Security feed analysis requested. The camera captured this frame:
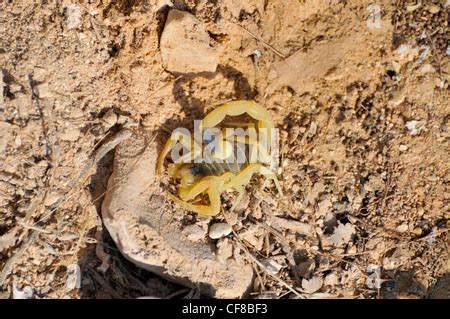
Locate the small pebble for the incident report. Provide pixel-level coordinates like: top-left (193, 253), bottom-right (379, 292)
top-left (405, 120), bottom-right (425, 136)
top-left (427, 5), bottom-right (440, 14)
top-left (347, 245), bottom-right (357, 254)
top-left (308, 122), bottom-right (318, 136)
top-left (9, 83), bottom-right (22, 94)
top-left (395, 44), bottom-right (411, 55)
top-left (102, 109), bottom-right (118, 127)
top-left (44, 192), bottom-right (60, 207)
top-left (390, 90), bottom-right (405, 106)
top-left (396, 223), bottom-right (409, 233)
top-left (209, 222), bottom-right (232, 239)
top-left (420, 63), bottom-right (436, 74)
top-left (253, 50), bottom-right (262, 58)
top-left (399, 144), bottom-right (408, 152)
top-left (324, 273), bottom-right (339, 286)
top-left (406, 3), bottom-right (421, 12)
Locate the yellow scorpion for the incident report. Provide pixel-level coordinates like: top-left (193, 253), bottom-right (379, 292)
top-left (156, 100), bottom-right (283, 216)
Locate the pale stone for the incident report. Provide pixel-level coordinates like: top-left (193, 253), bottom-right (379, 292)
top-left (102, 131), bottom-right (253, 298)
top-left (396, 223), bottom-right (409, 233)
top-left (66, 264), bottom-right (81, 290)
top-left (399, 144), bottom-right (408, 152)
top-left (160, 10), bottom-right (218, 74)
top-left (209, 222), bottom-right (232, 239)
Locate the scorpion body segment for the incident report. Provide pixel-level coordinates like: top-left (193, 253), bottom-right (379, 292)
top-left (157, 100), bottom-right (283, 216)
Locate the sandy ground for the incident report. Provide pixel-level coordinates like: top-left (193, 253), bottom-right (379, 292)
top-left (0, 0), bottom-right (448, 299)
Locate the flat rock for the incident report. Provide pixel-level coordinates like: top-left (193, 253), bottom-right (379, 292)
top-left (268, 21), bottom-right (392, 94)
top-left (101, 130), bottom-right (253, 298)
top-left (160, 9), bottom-right (218, 74)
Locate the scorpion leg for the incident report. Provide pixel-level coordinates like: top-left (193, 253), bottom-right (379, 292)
top-left (172, 173), bottom-right (234, 216)
top-left (225, 163), bottom-right (283, 197)
top-left (166, 192), bottom-right (221, 216)
top-left (179, 173), bottom-right (233, 200)
top-left (257, 165), bottom-right (283, 196)
top-left (230, 185), bottom-right (246, 212)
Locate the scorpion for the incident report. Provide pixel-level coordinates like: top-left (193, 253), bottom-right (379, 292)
top-left (156, 100), bottom-right (283, 216)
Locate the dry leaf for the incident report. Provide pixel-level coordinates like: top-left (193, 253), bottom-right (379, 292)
top-left (0, 227), bottom-right (19, 253)
top-left (261, 258), bottom-right (283, 275)
top-left (324, 272), bottom-right (339, 286)
top-left (239, 225), bottom-right (264, 250)
top-left (269, 216), bottom-right (313, 236)
top-left (307, 182), bottom-right (325, 205)
top-left (12, 284), bottom-right (34, 299)
top-left (316, 198), bottom-right (332, 218)
top-left (383, 248), bottom-right (411, 270)
top-left (329, 223), bottom-right (356, 246)
top-left (66, 264), bottom-right (81, 290)
top-left (301, 276), bottom-right (323, 294)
